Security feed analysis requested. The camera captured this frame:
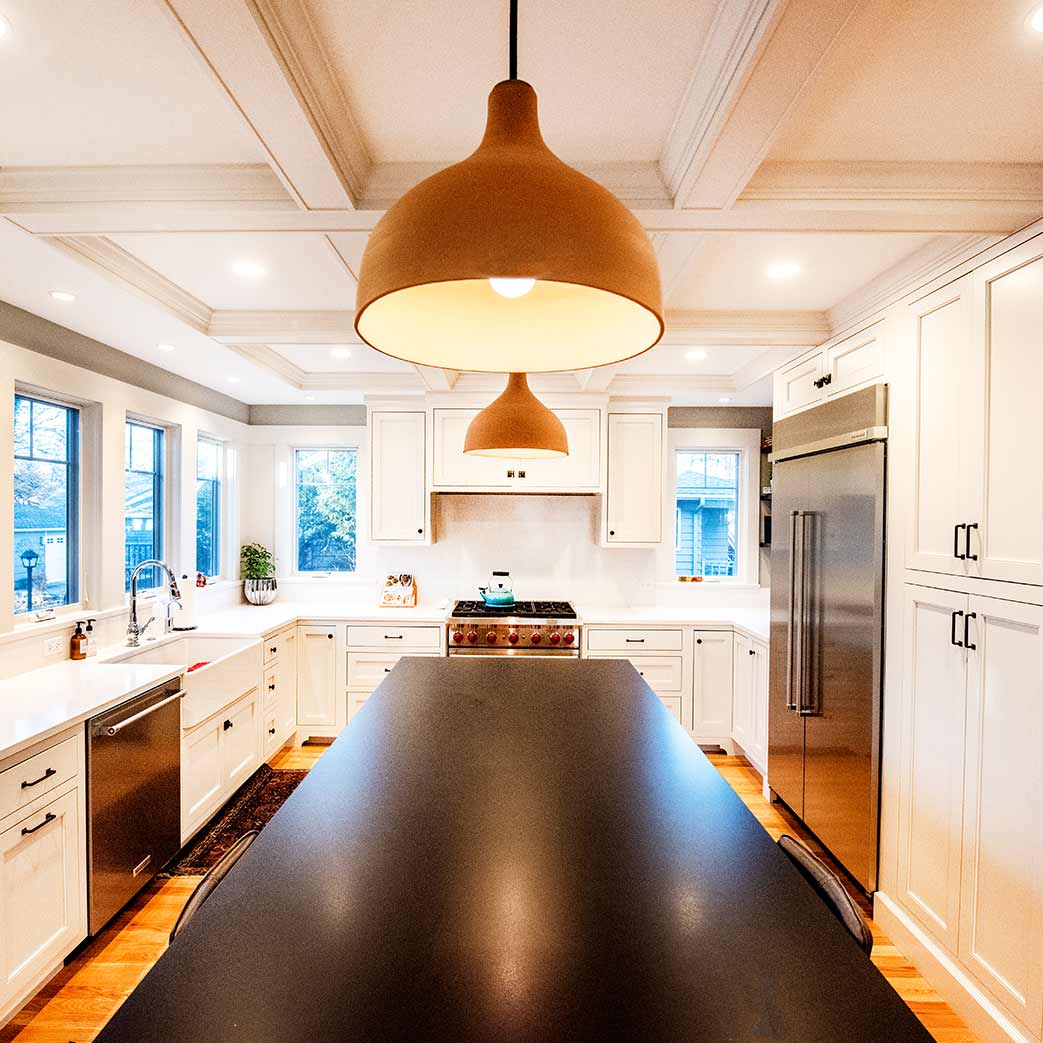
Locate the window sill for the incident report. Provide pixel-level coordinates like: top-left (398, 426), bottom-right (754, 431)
top-left (2, 603), bottom-right (126, 646)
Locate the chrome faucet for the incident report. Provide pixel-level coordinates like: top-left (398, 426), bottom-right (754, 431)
top-left (128, 560), bottom-right (181, 647)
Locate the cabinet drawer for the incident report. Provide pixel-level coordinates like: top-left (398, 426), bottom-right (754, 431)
top-left (588, 654), bottom-right (682, 693)
top-left (346, 625), bottom-right (442, 651)
top-left (0, 735), bottom-right (80, 823)
top-left (585, 628), bottom-right (683, 653)
top-left (657, 695), bottom-right (683, 723)
top-left (348, 652), bottom-right (440, 692)
top-left (263, 665), bottom-right (279, 709)
top-left (263, 712), bottom-right (279, 758)
top-left (262, 636), bottom-right (281, 665)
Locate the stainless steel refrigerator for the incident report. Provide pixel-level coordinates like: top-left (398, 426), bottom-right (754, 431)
top-left (768, 384), bottom-right (887, 893)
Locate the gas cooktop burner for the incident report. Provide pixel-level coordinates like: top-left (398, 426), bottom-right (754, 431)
top-left (451, 600), bottom-right (577, 620)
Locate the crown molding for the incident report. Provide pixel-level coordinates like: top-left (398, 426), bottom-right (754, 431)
top-left (208, 309), bottom-right (359, 343)
top-left (228, 343), bottom-right (424, 393)
top-left (662, 309), bottom-right (829, 346)
top-left (48, 235), bottom-right (213, 333)
top-left (414, 366), bottom-right (459, 392)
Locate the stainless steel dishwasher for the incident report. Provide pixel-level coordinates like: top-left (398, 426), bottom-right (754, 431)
top-left (86, 677), bottom-right (183, 934)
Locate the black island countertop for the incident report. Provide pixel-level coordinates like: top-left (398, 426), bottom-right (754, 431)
top-left (96, 658), bottom-right (932, 1042)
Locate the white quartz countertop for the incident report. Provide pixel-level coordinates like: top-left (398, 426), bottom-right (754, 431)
top-left (0, 660), bottom-right (183, 763)
top-left (574, 605), bottom-right (770, 643)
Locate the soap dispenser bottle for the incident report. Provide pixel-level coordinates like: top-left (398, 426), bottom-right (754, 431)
top-left (70, 621), bottom-right (87, 661)
top-left (85, 618), bottom-right (98, 657)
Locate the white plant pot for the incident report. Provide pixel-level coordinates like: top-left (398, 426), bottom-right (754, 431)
top-left (244, 578), bottom-right (278, 605)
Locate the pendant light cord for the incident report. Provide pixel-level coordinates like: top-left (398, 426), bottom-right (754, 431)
top-left (509, 0), bottom-right (518, 79)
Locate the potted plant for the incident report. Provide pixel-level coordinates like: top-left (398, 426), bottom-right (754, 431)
top-left (240, 543), bottom-right (277, 605)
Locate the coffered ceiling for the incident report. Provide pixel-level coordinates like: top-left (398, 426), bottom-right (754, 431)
top-left (1, 0), bottom-right (1041, 406)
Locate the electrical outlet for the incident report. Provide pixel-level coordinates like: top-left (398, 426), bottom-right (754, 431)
top-left (43, 635), bottom-right (65, 658)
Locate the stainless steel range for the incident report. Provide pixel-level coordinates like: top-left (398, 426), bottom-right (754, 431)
top-left (448, 600), bottom-right (581, 656)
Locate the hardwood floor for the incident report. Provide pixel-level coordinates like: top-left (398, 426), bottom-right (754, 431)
top-left (3, 744), bottom-right (978, 1043)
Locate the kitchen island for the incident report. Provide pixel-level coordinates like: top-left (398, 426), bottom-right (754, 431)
top-left (95, 658), bottom-right (929, 1042)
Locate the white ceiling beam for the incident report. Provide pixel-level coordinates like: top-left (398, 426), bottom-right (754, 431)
top-left (160, 0), bottom-right (370, 209)
top-left (650, 232), bottom-right (709, 303)
top-left (414, 366), bottom-right (459, 392)
top-left (576, 366), bottom-right (619, 393)
top-left (208, 309), bottom-right (359, 343)
top-left (228, 344), bottom-right (425, 393)
top-left (664, 0), bottom-right (862, 210)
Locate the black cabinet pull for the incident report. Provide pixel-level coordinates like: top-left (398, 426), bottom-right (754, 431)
top-left (625, 638), bottom-right (645, 643)
top-left (417, 528), bottom-right (424, 534)
top-left (951, 610), bottom-right (965, 647)
top-left (964, 611), bottom-right (977, 651)
top-left (327, 633), bottom-right (333, 639)
top-left (518, 470), bottom-right (526, 478)
top-left (21, 812), bottom-right (56, 836)
top-left (223, 719), bottom-right (233, 731)
top-left (696, 638), bottom-right (703, 645)
top-left (269, 647), bottom-right (277, 654)
top-left (21, 767), bottom-right (57, 789)
top-left (384, 667), bottom-right (392, 673)
top-left (507, 469), bottom-right (515, 478)
top-left (268, 683), bottom-right (276, 691)
top-left (965, 522), bottom-right (979, 562)
top-left (953, 523), bottom-right (967, 560)
top-left (384, 634), bottom-right (404, 640)
top-left (268, 727), bottom-right (276, 736)
top-left (822, 373), bottom-right (832, 387)
top-left (609, 530), bottom-right (615, 536)
top-left (749, 648), bottom-right (756, 656)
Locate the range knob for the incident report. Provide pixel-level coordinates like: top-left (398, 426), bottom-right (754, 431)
top-left (452, 631), bottom-right (464, 644)
top-left (467, 631), bottom-right (478, 644)
top-left (508, 631), bottom-right (519, 644)
top-left (549, 632), bottom-right (561, 645)
top-left (563, 632), bottom-right (575, 645)
top-left (530, 631), bottom-right (542, 644)
top-left (486, 631), bottom-right (497, 644)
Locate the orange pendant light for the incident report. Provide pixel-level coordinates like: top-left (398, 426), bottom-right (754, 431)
top-left (464, 373), bottom-right (568, 458)
top-left (354, 3), bottom-right (663, 374)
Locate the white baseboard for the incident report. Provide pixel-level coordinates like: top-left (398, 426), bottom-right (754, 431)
top-left (874, 891), bottom-right (1038, 1043)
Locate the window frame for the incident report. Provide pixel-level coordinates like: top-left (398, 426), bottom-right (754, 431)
top-left (13, 391), bottom-right (81, 617)
top-left (662, 427), bottom-right (761, 587)
top-left (292, 445), bottom-right (359, 577)
top-left (195, 435), bottom-right (224, 581)
top-left (124, 419), bottom-right (166, 593)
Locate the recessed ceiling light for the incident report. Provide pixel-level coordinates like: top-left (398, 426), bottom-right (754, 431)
top-left (49, 290), bottom-right (76, 302)
top-left (157, 343), bottom-right (176, 352)
top-left (686, 349), bottom-right (708, 361)
top-left (227, 376), bottom-right (240, 384)
top-left (1028, 5), bottom-right (1043, 31)
top-left (0, 13), bottom-right (11, 37)
top-left (231, 259), bottom-right (266, 279)
top-left (718, 397), bottom-right (732, 403)
top-left (766, 260), bottom-right (801, 281)
top-left (329, 347), bottom-right (352, 359)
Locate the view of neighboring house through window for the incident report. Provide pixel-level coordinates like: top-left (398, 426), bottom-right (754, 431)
top-left (125, 421), bottom-right (164, 591)
top-left (675, 450), bottom-right (740, 578)
top-left (196, 438), bottom-right (222, 578)
top-left (295, 448), bottom-right (357, 573)
top-left (13, 394), bottom-right (79, 614)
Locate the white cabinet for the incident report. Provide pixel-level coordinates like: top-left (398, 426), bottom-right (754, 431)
top-left (692, 630), bottom-right (734, 743)
top-left (731, 635), bottom-right (768, 774)
top-left (346, 651), bottom-right (442, 721)
top-left (774, 352), bottom-right (825, 418)
top-left (604, 412), bottom-right (663, 545)
top-left (222, 695), bottom-right (259, 792)
top-left (369, 410), bottom-right (429, 543)
top-left (277, 627), bottom-right (298, 742)
top-left (297, 625), bottom-right (339, 729)
top-left (431, 407), bottom-right (601, 492)
top-left (0, 785), bottom-right (84, 1020)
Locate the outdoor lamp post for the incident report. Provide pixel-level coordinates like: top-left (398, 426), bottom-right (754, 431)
top-left (20, 548), bottom-right (39, 612)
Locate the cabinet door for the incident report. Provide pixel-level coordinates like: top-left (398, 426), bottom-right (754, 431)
top-left (182, 716), bottom-right (223, 840)
top-left (221, 694), bottom-right (259, 793)
top-left (731, 634), bottom-right (753, 749)
top-left (896, 585), bottom-right (969, 953)
top-left (959, 597), bottom-right (1043, 1033)
top-left (297, 626), bottom-right (338, 728)
top-left (748, 639), bottom-right (770, 774)
top-left (517, 410), bottom-right (601, 490)
top-left (906, 279), bottom-right (979, 576)
top-left (692, 630), bottom-right (734, 738)
top-left (826, 323), bottom-right (884, 398)
top-left (605, 413), bottom-right (663, 544)
top-left (370, 411), bottom-right (428, 542)
top-left (431, 409), bottom-right (513, 489)
top-left (775, 351), bottom-right (824, 417)
top-left (278, 629), bottom-right (298, 742)
top-left (0, 788), bottom-right (83, 1009)
top-left (973, 243), bottom-right (1043, 585)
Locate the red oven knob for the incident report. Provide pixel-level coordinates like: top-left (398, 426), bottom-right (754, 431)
top-left (563, 632), bottom-right (575, 645)
top-left (508, 631), bottom-right (519, 644)
top-left (530, 631), bottom-right (541, 644)
top-left (549, 632), bottom-right (561, 645)
top-left (486, 631), bottom-right (497, 644)
top-left (453, 631), bottom-right (464, 643)
top-left (467, 631), bottom-right (478, 644)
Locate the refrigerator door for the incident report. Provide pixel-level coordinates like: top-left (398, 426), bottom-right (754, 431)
top-left (800, 441), bottom-right (885, 892)
top-left (768, 457), bottom-right (812, 816)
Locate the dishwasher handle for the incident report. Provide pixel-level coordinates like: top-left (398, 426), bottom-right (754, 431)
top-left (102, 690), bottom-right (184, 737)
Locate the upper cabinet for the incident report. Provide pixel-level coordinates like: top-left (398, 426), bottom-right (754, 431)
top-left (431, 407), bottom-right (601, 492)
top-left (905, 235), bottom-right (1043, 586)
top-left (369, 410), bottom-right (429, 544)
top-left (603, 412), bottom-right (663, 545)
top-left (773, 322), bottom-right (885, 420)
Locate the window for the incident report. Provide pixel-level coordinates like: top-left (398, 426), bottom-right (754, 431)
top-left (14, 394), bottom-right (79, 614)
top-left (125, 421), bottom-right (164, 591)
top-left (295, 448), bottom-right (357, 573)
top-left (674, 450), bottom-right (741, 579)
top-left (196, 438), bottom-right (222, 578)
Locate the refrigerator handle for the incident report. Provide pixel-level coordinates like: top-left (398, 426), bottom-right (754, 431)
top-left (798, 511), bottom-right (816, 717)
top-left (785, 510), bottom-right (801, 711)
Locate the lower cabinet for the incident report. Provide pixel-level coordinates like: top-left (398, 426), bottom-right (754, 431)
top-left (347, 651), bottom-right (442, 720)
top-left (896, 584), bottom-right (1043, 1036)
top-left (181, 689), bottom-right (260, 843)
top-left (731, 634), bottom-right (768, 775)
top-left (692, 631), bottom-right (734, 745)
top-left (0, 784), bottom-right (84, 1021)
top-left (584, 651), bottom-right (685, 725)
top-left (297, 626), bottom-right (339, 730)
top-left (262, 626), bottom-right (298, 758)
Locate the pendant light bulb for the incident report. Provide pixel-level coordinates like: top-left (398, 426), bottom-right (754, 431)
top-left (489, 277), bottom-right (536, 299)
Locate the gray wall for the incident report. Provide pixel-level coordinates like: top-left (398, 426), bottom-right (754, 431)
top-left (248, 404), bottom-right (367, 426)
top-left (668, 406), bottom-right (773, 437)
